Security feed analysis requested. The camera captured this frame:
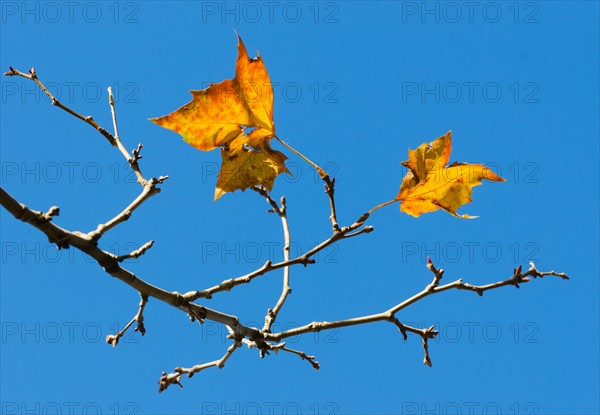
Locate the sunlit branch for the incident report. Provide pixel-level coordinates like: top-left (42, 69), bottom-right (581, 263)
top-left (0, 186), bottom-right (261, 342)
top-left (4, 67), bottom-right (169, 241)
top-left (264, 259), bottom-right (569, 366)
top-left (2, 64), bottom-right (570, 393)
top-left (182, 215), bottom-right (373, 301)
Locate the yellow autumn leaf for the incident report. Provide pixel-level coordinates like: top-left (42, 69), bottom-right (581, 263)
top-left (397, 131), bottom-right (505, 218)
top-left (215, 145), bottom-right (289, 201)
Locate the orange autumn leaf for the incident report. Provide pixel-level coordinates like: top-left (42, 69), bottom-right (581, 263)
top-left (150, 34), bottom-right (286, 199)
top-left (215, 145), bottom-right (289, 201)
top-left (396, 131), bottom-right (505, 218)
top-left (150, 34), bottom-right (275, 151)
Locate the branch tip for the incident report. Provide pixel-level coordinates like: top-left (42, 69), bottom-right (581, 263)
top-left (116, 240), bottom-right (155, 262)
top-left (105, 293), bottom-right (148, 346)
top-left (158, 371), bottom-right (183, 393)
top-left (45, 206), bottom-right (60, 218)
top-left (355, 212), bottom-right (370, 224)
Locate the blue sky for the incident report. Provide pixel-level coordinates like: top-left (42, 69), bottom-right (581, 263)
top-left (1, 1), bottom-right (598, 414)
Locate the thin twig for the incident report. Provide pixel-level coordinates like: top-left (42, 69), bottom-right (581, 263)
top-left (432, 262), bottom-right (569, 297)
top-left (88, 176), bottom-right (169, 240)
top-left (252, 185), bottom-right (280, 212)
top-left (116, 240), bottom-right (155, 262)
top-left (182, 205), bottom-right (373, 302)
top-left (324, 176), bottom-right (340, 232)
top-left (387, 261), bottom-right (568, 315)
top-left (426, 256), bottom-right (444, 290)
top-left (107, 86), bottom-right (146, 186)
top-left (268, 342), bottom-right (320, 370)
top-left (4, 68), bottom-right (147, 185)
top-left (264, 259), bottom-right (570, 366)
top-left (251, 187), bottom-right (293, 332)
top-left (85, 87), bottom-right (167, 240)
top-left (265, 202), bottom-right (292, 318)
top-left (106, 294), bottom-right (149, 346)
top-left (158, 341), bottom-right (241, 392)
top-left (390, 318), bottom-right (438, 366)
top-left (4, 67), bottom-right (116, 145)
top-left (4, 67), bottom-right (167, 240)
top-left (182, 213), bottom-right (372, 301)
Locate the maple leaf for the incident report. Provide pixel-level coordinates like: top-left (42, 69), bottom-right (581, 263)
top-left (396, 131), bottom-right (505, 218)
top-left (150, 34), bottom-right (286, 199)
top-left (215, 144), bottom-right (289, 201)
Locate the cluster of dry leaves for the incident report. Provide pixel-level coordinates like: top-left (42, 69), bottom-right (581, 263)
top-left (151, 35), bottom-right (504, 216)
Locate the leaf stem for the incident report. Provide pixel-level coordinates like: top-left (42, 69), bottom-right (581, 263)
top-left (367, 199), bottom-right (399, 215)
top-left (274, 136), bottom-right (328, 179)
top-left (274, 136), bottom-right (341, 230)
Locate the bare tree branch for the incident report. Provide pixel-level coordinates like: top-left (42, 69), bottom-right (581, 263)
top-left (4, 67), bottom-right (169, 242)
top-left (0, 186), bottom-right (260, 341)
top-left (264, 259), bottom-right (569, 366)
top-left (1, 65), bottom-right (570, 393)
top-left (0, 176), bottom-right (569, 388)
top-left (182, 211), bottom-right (374, 302)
